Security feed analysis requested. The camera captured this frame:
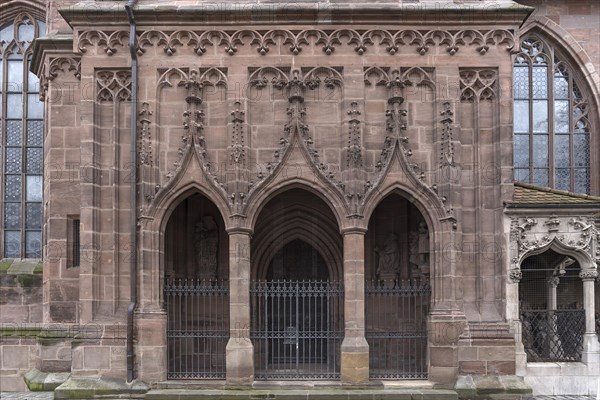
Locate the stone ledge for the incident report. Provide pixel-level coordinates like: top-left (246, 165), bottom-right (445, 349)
top-left (145, 388), bottom-right (459, 400)
top-left (24, 368), bottom-right (71, 392)
top-left (455, 375), bottom-right (532, 399)
top-left (53, 377), bottom-right (149, 399)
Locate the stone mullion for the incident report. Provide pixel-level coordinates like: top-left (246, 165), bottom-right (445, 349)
top-left (226, 229), bottom-right (254, 385)
top-left (340, 229), bottom-right (369, 384)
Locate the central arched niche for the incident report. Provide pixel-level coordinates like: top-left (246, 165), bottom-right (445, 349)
top-left (266, 239), bottom-right (329, 281)
top-left (252, 188), bottom-right (342, 282)
top-left (164, 193), bottom-right (229, 280)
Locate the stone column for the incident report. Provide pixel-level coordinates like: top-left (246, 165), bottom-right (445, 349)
top-left (340, 229), bottom-right (369, 383)
top-left (508, 268), bottom-right (527, 375)
top-left (225, 229), bottom-right (254, 385)
top-left (580, 269), bottom-right (600, 370)
top-left (547, 276), bottom-right (558, 310)
top-left (546, 276), bottom-right (560, 359)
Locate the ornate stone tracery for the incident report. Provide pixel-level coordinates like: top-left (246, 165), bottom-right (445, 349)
top-left (96, 70), bottom-right (132, 102)
top-left (459, 69), bottom-right (498, 102)
top-left (245, 66), bottom-right (345, 200)
top-left (509, 215), bottom-right (599, 273)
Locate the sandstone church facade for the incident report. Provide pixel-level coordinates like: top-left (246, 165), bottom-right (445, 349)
top-left (1, 0), bottom-right (600, 397)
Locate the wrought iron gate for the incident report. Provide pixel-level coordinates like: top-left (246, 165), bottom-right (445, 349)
top-left (250, 280), bottom-right (344, 380)
top-left (366, 279), bottom-right (430, 379)
top-left (164, 279), bottom-right (229, 379)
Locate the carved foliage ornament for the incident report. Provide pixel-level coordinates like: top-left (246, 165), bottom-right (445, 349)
top-left (153, 67), bottom-right (228, 203)
top-left (138, 102), bottom-right (153, 167)
top-left (246, 66), bottom-right (345, 198)
top-left (509, 215), bottom-right (599, 272)
top-left (78, 28), bottom-right (516, 57)
top-left (440, 102), bottom-right (455, 167)
top-left (362, 67), bottom-right (452, 223)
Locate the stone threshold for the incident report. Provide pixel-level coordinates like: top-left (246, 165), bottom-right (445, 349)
top-left (153, 380), bottom-right (435, 390)
top-left (145, 388), bottom-right (459, 400)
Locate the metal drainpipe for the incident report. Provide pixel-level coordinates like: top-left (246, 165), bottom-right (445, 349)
top-left (125, 0), bottom-right (138, 384)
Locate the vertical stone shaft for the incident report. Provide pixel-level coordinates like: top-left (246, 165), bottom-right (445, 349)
top-left (226, 229), bottom-right (254, 384)
top-left (340, 229), bottom-right (369, 383)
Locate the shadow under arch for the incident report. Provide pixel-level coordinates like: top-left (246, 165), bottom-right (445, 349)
top-left (251, 188), bottom-right (343, 282)
top-left (517, 237), bottom-right (596, 270)
top-left (153, 182), bottom-right (231, 235)
top-left (362, 182), bottom-right (445, 237)
top-left (245, 178), bottom-right (347, 233)
top-left (162, 191), bottom-right (229, 281)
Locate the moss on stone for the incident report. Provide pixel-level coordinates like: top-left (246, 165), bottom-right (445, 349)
top-left (17, 273), bottom-right (42, 287)
top-left (0, 259), bottom-right (13, 274)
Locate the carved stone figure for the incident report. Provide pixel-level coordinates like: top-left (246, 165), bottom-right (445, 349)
top-left (195, 215), bottom-right (219, 281)
top-left (375, 234), bottom-right (400, 281)
top-left (417, 222), bottom-right (430, 277)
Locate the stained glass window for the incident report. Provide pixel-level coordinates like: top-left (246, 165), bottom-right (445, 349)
top-left (513, 36), bottom-right (591, 194)
top-left (1, 13), bottom-right (45, 258)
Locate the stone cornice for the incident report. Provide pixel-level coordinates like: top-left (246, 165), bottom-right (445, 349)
top-left (30, 34), bottom-right (75, 77)
top-left (59, 2), bottom-right (532, 28)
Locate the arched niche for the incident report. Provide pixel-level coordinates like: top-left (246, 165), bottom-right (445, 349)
top-left (164, 193), bottom-right (229, 281)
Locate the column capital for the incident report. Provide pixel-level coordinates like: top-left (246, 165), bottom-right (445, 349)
top-left (580, 269), bottom-right (598, 281)
top-left (226, 227), bottom-right (253, 236)
top-left (341, 226), bottom-right (367, 235)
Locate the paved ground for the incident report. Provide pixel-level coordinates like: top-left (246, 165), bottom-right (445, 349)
top-left (0, 393), bottom-right (598, 399)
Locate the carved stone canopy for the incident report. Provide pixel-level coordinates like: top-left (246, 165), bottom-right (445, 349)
top-left (509, 214), bottom-right (599, 277)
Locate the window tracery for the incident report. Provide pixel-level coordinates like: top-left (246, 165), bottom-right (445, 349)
top-left (1, 13), bottom-right (45, 258)
top-left (513, 35), bottom-right (591, 194)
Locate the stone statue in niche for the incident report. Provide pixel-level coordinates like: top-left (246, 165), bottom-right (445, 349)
top-left (408, 222), bottom-right (431, 280)
top-left (195, 215), bottom-right (219, 281)
top-left (375, 233), bottom-right (400, 283)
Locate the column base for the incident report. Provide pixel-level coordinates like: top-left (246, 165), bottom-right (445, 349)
top-left (340, 336), bottom-right (369, 384)
top-left (582, 333), bottom-right (600, 373)
top-left (226, 338), bottom-right (254, 385)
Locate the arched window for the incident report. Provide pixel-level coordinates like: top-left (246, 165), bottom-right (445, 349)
top-left (513, 35), bottom-right (591, 194)
top-left (0, 13), bottom-right (45, 258)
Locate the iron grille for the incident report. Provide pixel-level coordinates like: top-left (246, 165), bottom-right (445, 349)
top-left (366, 279), bottom-right (430, 379)
top-left (521, 309), bottom-right (584, 362)
top-left (250, 280), bottom-right (344, 380)
top-left (164, 279), bottom-right (229, 379)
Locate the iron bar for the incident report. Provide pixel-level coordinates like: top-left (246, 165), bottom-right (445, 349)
top-left (366, 279), bottom-right (430, 379)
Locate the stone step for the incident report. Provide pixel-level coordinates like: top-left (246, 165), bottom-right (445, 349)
top-left (145, 388), bottom-right (459, 400)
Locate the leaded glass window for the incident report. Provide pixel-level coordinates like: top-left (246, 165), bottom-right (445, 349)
top-left (513, 36), bottom-right (591, 194)
top-left (1, 13), bottom-right (45, 258)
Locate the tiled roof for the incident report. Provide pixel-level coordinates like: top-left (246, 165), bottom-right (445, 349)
top-left (512, 182), bottom-right (600, 205)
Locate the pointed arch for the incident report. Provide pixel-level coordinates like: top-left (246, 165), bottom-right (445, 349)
top-left (152, 180), bottom-right (231, 234)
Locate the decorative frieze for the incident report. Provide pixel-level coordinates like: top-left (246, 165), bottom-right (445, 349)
top-left (78, 28), bottom-right (516, 58)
